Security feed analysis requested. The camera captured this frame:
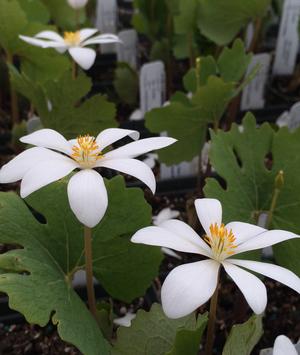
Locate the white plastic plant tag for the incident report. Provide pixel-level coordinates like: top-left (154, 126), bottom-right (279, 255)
top-left (241, 53), bottom-right (271, 110)
top-left (140, 61), bottom-right (166, 115)
top-left (273, 0), bottom-right (300, 76)
top-left (95, 0), bottom-right (117, 54)
top-left (287, 102), bottom-right (300, 130)
top-left (160, 157), bottom-right (199, 180)
top-left (258, 212), bottom-right (273, 258)
top-left (117, 29), bottom-right (138, 69)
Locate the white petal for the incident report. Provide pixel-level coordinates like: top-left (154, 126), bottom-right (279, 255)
top-left (79, 28), bottom-right (99, 42)
top-left (161, 260), bottom-right (220, 319)
top-left (20, 157), bottom-right (78, 198)
top-left (273, 335), bottom-right (297, 355)
top-left (161, 247), bottom-right (182, 260)
top-left (68, 47), bottom-right (96, 70)
top-left (67, 169), bottom-right (108, 228)
top-left (67, 0), bottom-right (88, 9)
top-left (195, 198), bottom-right (222, 236)
top-left (96, 128), bottom-right (139, 151)
top-left (103, 137), bottom-right (177, 160)
top-left (19, 35), bottom-right (65, 49)
top-left (113, 313), bottom-right (136, 327)
top-left (235, 230), bottom-right (299, 255)
top-left (82, 34), bottom-right (121, 46)
top-left (20, 129), bottom-right (72, 155)
top-left (225, 221), bottom-right (266, 245)
top-left (0, 147), bottom-right (62, 183)
top-left (96, 158), bottom-right (156, 193)
top-left (152, 208), bottom-right (180, 225)
top-left (228, 259), bottom-right (300, 293)
top-left (222, 261), bottom-right (267, 314)
top-left (131, 225), bottom-right (209, 256)
top-left (35, 31), bottom-right (64, 42)
top-left (159, 219), bottom-right (213, 257)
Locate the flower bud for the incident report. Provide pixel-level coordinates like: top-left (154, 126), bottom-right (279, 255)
top-left (67, 0), bottom-right (88, 9)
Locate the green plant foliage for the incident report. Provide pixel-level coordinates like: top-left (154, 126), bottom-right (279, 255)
top-left (114, 63), bottom-right (139, 106)
top-left (17, 0), bottom-right (50, 24)
top-left (132, 0), bottom-right (168, 41)
top-left (204, 114), bottom-right (300, 274)
top-left (198, 0), bottom-right (271, 45)
top-left (222, 315), bottom-right (263, 355)
top-left (0, 192), bottom-right (109, 355)
top-left (0, 176), bottom-right (162, 351)
top-left (146, 39), bottom-right (256, 165)
top-left (113, 304), bottom-right (208, 355)
top-left (41, 0), bottom-right (86, 30)
top-left (10, 67), bottom-right (117, 139)
top-left (0, 0), bottom-right (27, 53)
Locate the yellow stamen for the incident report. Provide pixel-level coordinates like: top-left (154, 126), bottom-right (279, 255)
top-left (204, 223), bottom-right (237, 261)
top-left (64, 31), bottom-right (81, 46)
top-left (71, 135), bottom-right (102, 168)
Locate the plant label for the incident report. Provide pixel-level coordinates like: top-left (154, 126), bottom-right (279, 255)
top-left (273, 0), bottom-right (300, 76)
top-left (241, 53), bottom-right (271, 110)
top-left (117, 29), bottom-right (138, 69)
top-left (288, 102), bottom-right (300, 130)
top-left (160, 157), bottom-right (199, 179)
top-left (95, 0), bottom-right (117, 53)
top-left (140, 61), bottom-right (166, 115)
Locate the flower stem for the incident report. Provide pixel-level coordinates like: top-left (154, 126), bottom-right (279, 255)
top-left (84, 226), bottom-right (97, 319)
top-left (266, 170), bottom-right (284, 229)
top-left (205, 281), bottom-right (220, 355)
top-left (248, 17), bottom-right (262, 53)
top-left (72, 60), bottom-right (78, 80)
top-left (6, 51), bottom-right (19, 124)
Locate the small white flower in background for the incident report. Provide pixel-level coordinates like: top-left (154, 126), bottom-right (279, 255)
top-left (129, 109), bottom-right (143, 121)
top-left (113, 312), bottom-right (136, 327)
top-left (143, 153), bottom-right (158, 169)
top-left (19, 29), bottom-right (120, 70)
top-left (260, 335), bottom-right (300, 355)
top-left (67, 0), bottom-right (88, 9)
top-left (0, 128), bottom-right (176, 228)
top-left (153, 208), bottom-right (180, 226)
top-left (132, 198), bottom-right (300, 319)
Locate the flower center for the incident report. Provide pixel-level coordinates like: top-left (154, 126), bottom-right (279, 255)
top-left (204, 223), bottom-right (237, 261)
top-left (71, 135), bottom-right (102, 168)
top-left (64, 31), bottom-right (81, 46)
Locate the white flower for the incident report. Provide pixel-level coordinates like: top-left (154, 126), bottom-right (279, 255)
top-left (67, 0), bottom-right (88, 9)
top-left (153, 208), bottom-right (180, 226)
top-left (131, 198), bottom-right (300, 319)
top-left (143, 153), bottom-right (158, 169)
top-left (113, 312), bottom-right (136, 327)
top-left (0, 128), bottom-right (176, 228)
top-left (260, 335), bottom-right (299, 355)
top-left (19, 29), bottom-right (120, 70)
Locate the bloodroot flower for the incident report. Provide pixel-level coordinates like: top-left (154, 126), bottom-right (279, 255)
top-left (0, 128), bottom-right (176, 228)
top-left (131, 198), bottom-right (300, 319)
top-left (19, 29), bottom-right (120, 70)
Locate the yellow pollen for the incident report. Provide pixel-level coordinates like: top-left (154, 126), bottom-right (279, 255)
top-left (204, 223), bottom-right (237, 261)
top-left (64, 31), bottom-right (81, 46)
top-left (71, 135), bottom-right (102, 168)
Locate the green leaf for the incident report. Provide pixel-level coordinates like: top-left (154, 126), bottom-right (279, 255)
top-left (222, 315), bottom-right (263, 355)
top-left (0, 192), bottom-right (109, 355)
top-left (17, 0), bottom-right (50, 23)
top-left (0, 0), bottom-right (27, 53)
top-left (113, 303), bottom-right (208, 355)
top-left (218, 39), bottom-right (252, 83)
top-left (198, 0), bottom-right (271, 45)
top-left (114, 63), bottom-right (139, 106)
top-left (145, 102), bottom-right (207, 165)
top-left (10, 68), bottom-right (117, 139)
top-left (174, 0), bottom-right (198, 34)
top-left (41, 0), bottom-right (86, 30)
top-left (0, 175), bottom-right (162, 350)
top-left (204, 114), bottom-right (300, 274)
